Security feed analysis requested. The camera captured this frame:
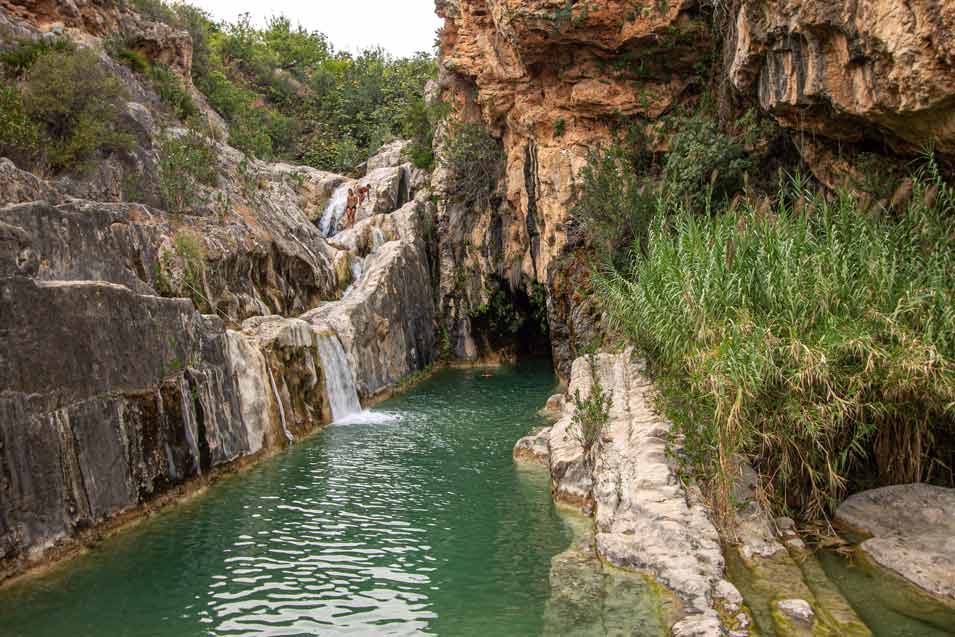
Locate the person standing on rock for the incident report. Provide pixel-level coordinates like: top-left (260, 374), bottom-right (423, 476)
top-left (345, 188), bottom-right (358, 229)
top-left (357, 185), bottom-right (370, 206)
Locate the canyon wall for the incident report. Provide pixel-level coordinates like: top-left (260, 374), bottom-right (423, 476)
top-left (0, 3), bottom-right (437, 580)
top-left (434, 0), bottom-right (955, 377)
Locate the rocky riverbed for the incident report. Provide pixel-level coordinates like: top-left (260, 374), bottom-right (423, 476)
top-left (516, 350), bottom-right (955, 636)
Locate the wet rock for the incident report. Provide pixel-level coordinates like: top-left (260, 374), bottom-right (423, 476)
top-left (513, 427), bottom-right (551, 464)
top-left (776, 598), bottom-right (814, 623)
top-left (835, 483), bottom-right (955, 608)
top-left (303, 198), bottom-right (437, 399)
top-left (543, 514), bottom-right (670, 637)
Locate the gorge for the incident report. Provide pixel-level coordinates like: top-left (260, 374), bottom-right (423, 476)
top-left (2, 0), bottom-right (955, 635)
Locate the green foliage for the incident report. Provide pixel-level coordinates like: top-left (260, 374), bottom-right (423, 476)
top-left (115, 46), bottom-right (151, 73)
top-left (0, 86), bottom-right (39, 162)
top-left (470, 289), bottom-right (525, 335)
top-left (158, 130), bottom-right (218, 212)
top-left (404, 97), bottom-right (448, 171)
top-left (128, 0), bottom-right (178, 25)
top-left (18, 47), bottom-right (133, 172)
top-left (554, 118), bottom-right (566, 139)
top-left (148, 63), bottom-right (199, 121)
top-left (572, 146), bottom-right (660, 266)
top-left (662, 114), bottom-right (749, 211)
top-left (569, 357), bottom-right (613, 462)
top-left (0, 38), bottom-right (74, 76)
top-left (170, 228), bottom-right (208, 309)
top-left (440, 122), bottom-right (504, 205)
top-left (595, 164), bottom-right (955, 522)
top-left (178, 11), bottom-right (436, 169)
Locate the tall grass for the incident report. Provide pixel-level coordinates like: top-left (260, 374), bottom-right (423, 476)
top-left (595, 164), bottom-right (955, 523)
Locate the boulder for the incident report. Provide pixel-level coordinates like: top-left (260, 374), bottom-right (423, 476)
top-left (366, 140), bottom-right (410, 172)
top-left (836, 483), bottom-right (955, 608)
top-left (513, 427), bottom-right (551, 464)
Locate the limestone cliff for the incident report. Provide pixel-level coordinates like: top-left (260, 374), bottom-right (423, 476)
top-left (434, 0), bottom-right (955, 377)
top-left (0, 4), bottom-right (437, 580)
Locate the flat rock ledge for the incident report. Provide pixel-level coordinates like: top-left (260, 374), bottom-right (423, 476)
top-left (516, 351), bottom-right (745, 636)
top-left (836, 483), bottom-right (955, 610)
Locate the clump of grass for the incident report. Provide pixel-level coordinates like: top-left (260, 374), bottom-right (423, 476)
top-left (569, 355), bottom-right (613, 468)
top-left (596, 161), bottom-right (955, 523)
top-left (158, 129), bottom-right (218, 212)
top-left (170, 228), bottom-right (208, 309)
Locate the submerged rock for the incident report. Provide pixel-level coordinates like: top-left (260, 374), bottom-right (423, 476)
top-left (543, 513), bottom-right (672, 637)
top-left (514, 427), bottom-right (551, 464)
top-left (836, 483), bottom-right (955, 609)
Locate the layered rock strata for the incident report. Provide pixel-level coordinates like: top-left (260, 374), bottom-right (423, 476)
top-left (435, 0), bottom-right (955, 376)
top-left (516, 351), bottom-right (745, 635)
top-left (0, 6), bottom-right (438, 580)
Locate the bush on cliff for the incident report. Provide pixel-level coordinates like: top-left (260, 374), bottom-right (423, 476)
top-left (572, 147), bottom-right (659, 267)
top-left (662, 114), bottom-right (750, 212)
top-left (440, 121), bottom-right (504, 206)
top-left (595, 162), bottom-right (955, 523)
top-left (14, 47), bottom-right (134, 172)
top-left (158, 129), bottom-right (218, 212)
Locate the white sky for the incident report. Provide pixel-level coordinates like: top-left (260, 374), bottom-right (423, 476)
top-left (189, 0), bottom-right (442, 58)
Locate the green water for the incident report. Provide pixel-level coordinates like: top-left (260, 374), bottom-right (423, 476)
top-left (819, 550), bottom-right (955, 637)
top-left (0, 362), bottom-right (577, 637)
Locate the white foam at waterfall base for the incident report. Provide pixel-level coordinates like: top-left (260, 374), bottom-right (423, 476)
top-left (319, 183), bottom-right (351, 237)
top-left (315, 333), bottom-right (363, 422)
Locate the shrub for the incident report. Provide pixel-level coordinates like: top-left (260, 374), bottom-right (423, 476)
top-left (595, 165), bottom-right (955, 523)
top-left (129, 0), bottom-right (178, 25)
top-left (572, 147), bottom-right (660, 266)
top-left (0, 86), bottom-right (39, 162)
top-left (569, 357), bottom-right (613, 466)
top-left (662, 114), bottom-right (749, 211)
top-left (21, 48), bottom-right (133, 171)
top-left (0, 38), bottom-right (74, 76)
top-left (440, 121), bottom-right (504, 205)
top-left (148, 63), bottom-right (198, 121)
top-left (159, 129), bottom-right (218, 212)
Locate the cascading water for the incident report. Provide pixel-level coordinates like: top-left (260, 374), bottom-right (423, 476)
top-left (342, 256), bottom-right (365, 299)
top-left (370, 226), bottom-right (386, 251)
top-left (319, 183), bottom-right (351, 237)
top-left (316, 333), bottom-right (362, 422)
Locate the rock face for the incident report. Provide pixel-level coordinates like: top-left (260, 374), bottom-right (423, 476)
top-left (836, 483), bottom-right (955, 609)
top-left (435, 0), bottom-right (955, 376)
top-left (0, 7), bottom-right (439, 581)
top-left (434, 0), bottom-right (712, 375)
top-left (0, 278), bottom-right (325, 572)
top-left (729, 0), bottom-right (955, 156)
top-left (517, 351), bottom-right (739, 634)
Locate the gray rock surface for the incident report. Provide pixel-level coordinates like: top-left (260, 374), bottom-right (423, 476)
top-left (303, 196), bottom-right (437, 399)
top-left (836, 483), bottom-right (955, 606)
top-left (533, 351), bottom-right (736, 635)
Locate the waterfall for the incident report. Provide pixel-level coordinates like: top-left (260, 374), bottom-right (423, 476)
top-left (370, 226), bottom-right (386, 251)
top-left (316, 333), bottom-right (362, 422)
top-left (341, 256), bottom-right (364, 299)
top-left (266, 365), bottom-right (294, 444)
top-left (319, 183), bottom-right (351, 237)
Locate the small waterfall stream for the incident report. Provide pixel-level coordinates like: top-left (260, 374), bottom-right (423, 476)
top-left (319, 183), bottom-right (351, 237)
top-left (316, 333), bottom-right (363, 422)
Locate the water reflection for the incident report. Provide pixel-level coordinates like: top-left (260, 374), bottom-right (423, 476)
top-left (0, 362), bottom-right (570, 637)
